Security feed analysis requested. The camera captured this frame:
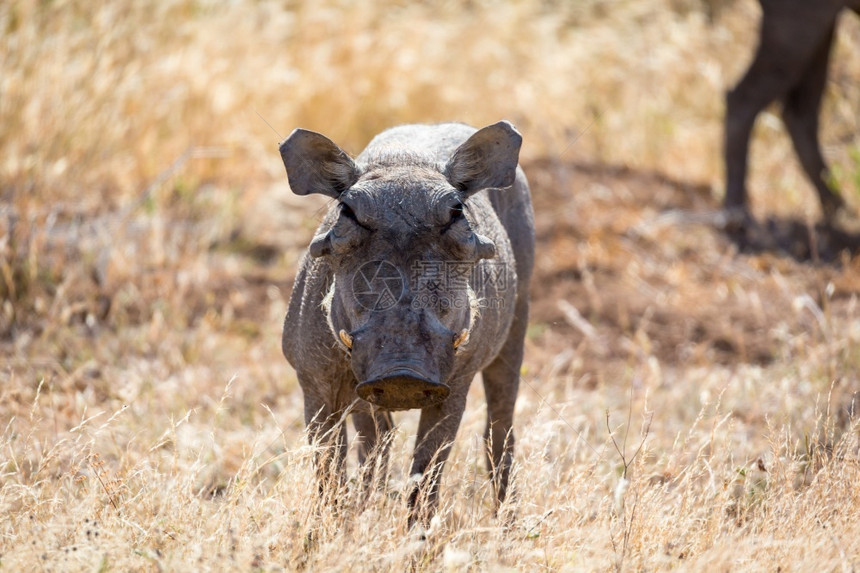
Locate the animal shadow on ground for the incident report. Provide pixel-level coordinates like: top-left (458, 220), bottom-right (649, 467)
top-left (527, 157), bottom-right (860, 371)
top-left (726, 215), bottom-right (860, 263)
top-left (558, 158), bottom-right (860, 264)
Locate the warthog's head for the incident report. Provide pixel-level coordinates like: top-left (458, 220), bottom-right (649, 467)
top-left (280, 122), bottom-right (521, 410)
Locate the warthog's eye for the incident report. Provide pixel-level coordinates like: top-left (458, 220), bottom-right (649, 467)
top-left (335, 201), bottom-right (372, 234)
top-left (339, 202), bottom-right (363, 226)
top-left (441, 202), bottom-right (465, 233)
top-left (310, 200), bottom-right (370, 257)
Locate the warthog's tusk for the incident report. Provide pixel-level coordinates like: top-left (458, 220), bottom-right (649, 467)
top-left (453, 329), bottom-right (470, 349)
top-left (339, 329), bottom-right (353, 350)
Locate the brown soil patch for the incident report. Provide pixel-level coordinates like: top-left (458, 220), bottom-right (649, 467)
top-left (524, 158), bottom-right (860, 372)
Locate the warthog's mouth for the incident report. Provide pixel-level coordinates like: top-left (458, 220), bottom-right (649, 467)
top-left (356, 369), bottom-right (450, 411)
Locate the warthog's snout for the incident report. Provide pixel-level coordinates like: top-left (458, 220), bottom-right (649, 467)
top-left (356, 369), bottom-right (450, 410)
top-left (346, 307), bottom-right (458, 411)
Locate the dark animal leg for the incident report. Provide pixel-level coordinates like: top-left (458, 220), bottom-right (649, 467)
top-left (724, 3), bottom-right (839, 233)
top-left (724, 58), bottom-right (785, 220)
top-left (781, 24), bottom-right (845, 221)
top-left (351, 406), bottom-right (395, 491)
top-left (407, 392), bottom-right (468, 529)
top-left (304, 397), bottom-right (348, 506)
top-left (480, 296), bottom-right (528, 509)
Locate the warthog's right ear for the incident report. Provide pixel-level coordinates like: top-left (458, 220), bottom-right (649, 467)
top-left (279, 129), bottom-right (360, 198)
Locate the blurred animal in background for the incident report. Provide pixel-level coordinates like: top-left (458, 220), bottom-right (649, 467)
top-left (724, 0), bottom-right (859, 232)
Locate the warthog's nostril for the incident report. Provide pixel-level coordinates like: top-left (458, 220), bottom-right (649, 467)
top-left (356, 371), bottom-right (450, 410)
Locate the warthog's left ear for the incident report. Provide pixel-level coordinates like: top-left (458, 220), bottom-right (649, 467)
top-left (279, 129), bottom-right (360, 198)
top-left (444, 121), bottom-right (522, 196)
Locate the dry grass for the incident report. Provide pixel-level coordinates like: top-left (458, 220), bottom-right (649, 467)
top-left (2, 0), bottom-right (860, 570)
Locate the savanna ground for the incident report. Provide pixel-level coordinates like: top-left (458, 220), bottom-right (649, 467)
top-left (2, 0), bottom-right (860, 570)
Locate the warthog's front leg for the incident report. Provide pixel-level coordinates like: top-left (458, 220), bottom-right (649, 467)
top-left (407, 386), bottom-right (469, 529)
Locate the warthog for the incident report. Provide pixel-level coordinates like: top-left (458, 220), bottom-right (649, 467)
top-left (725, 0), bottom-right (859, 228)
top-left (280, 121), bottom-right (534, 526)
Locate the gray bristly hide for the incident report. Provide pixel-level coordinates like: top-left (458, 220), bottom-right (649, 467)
top-left (280, 121), bottom-right (534, 527)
